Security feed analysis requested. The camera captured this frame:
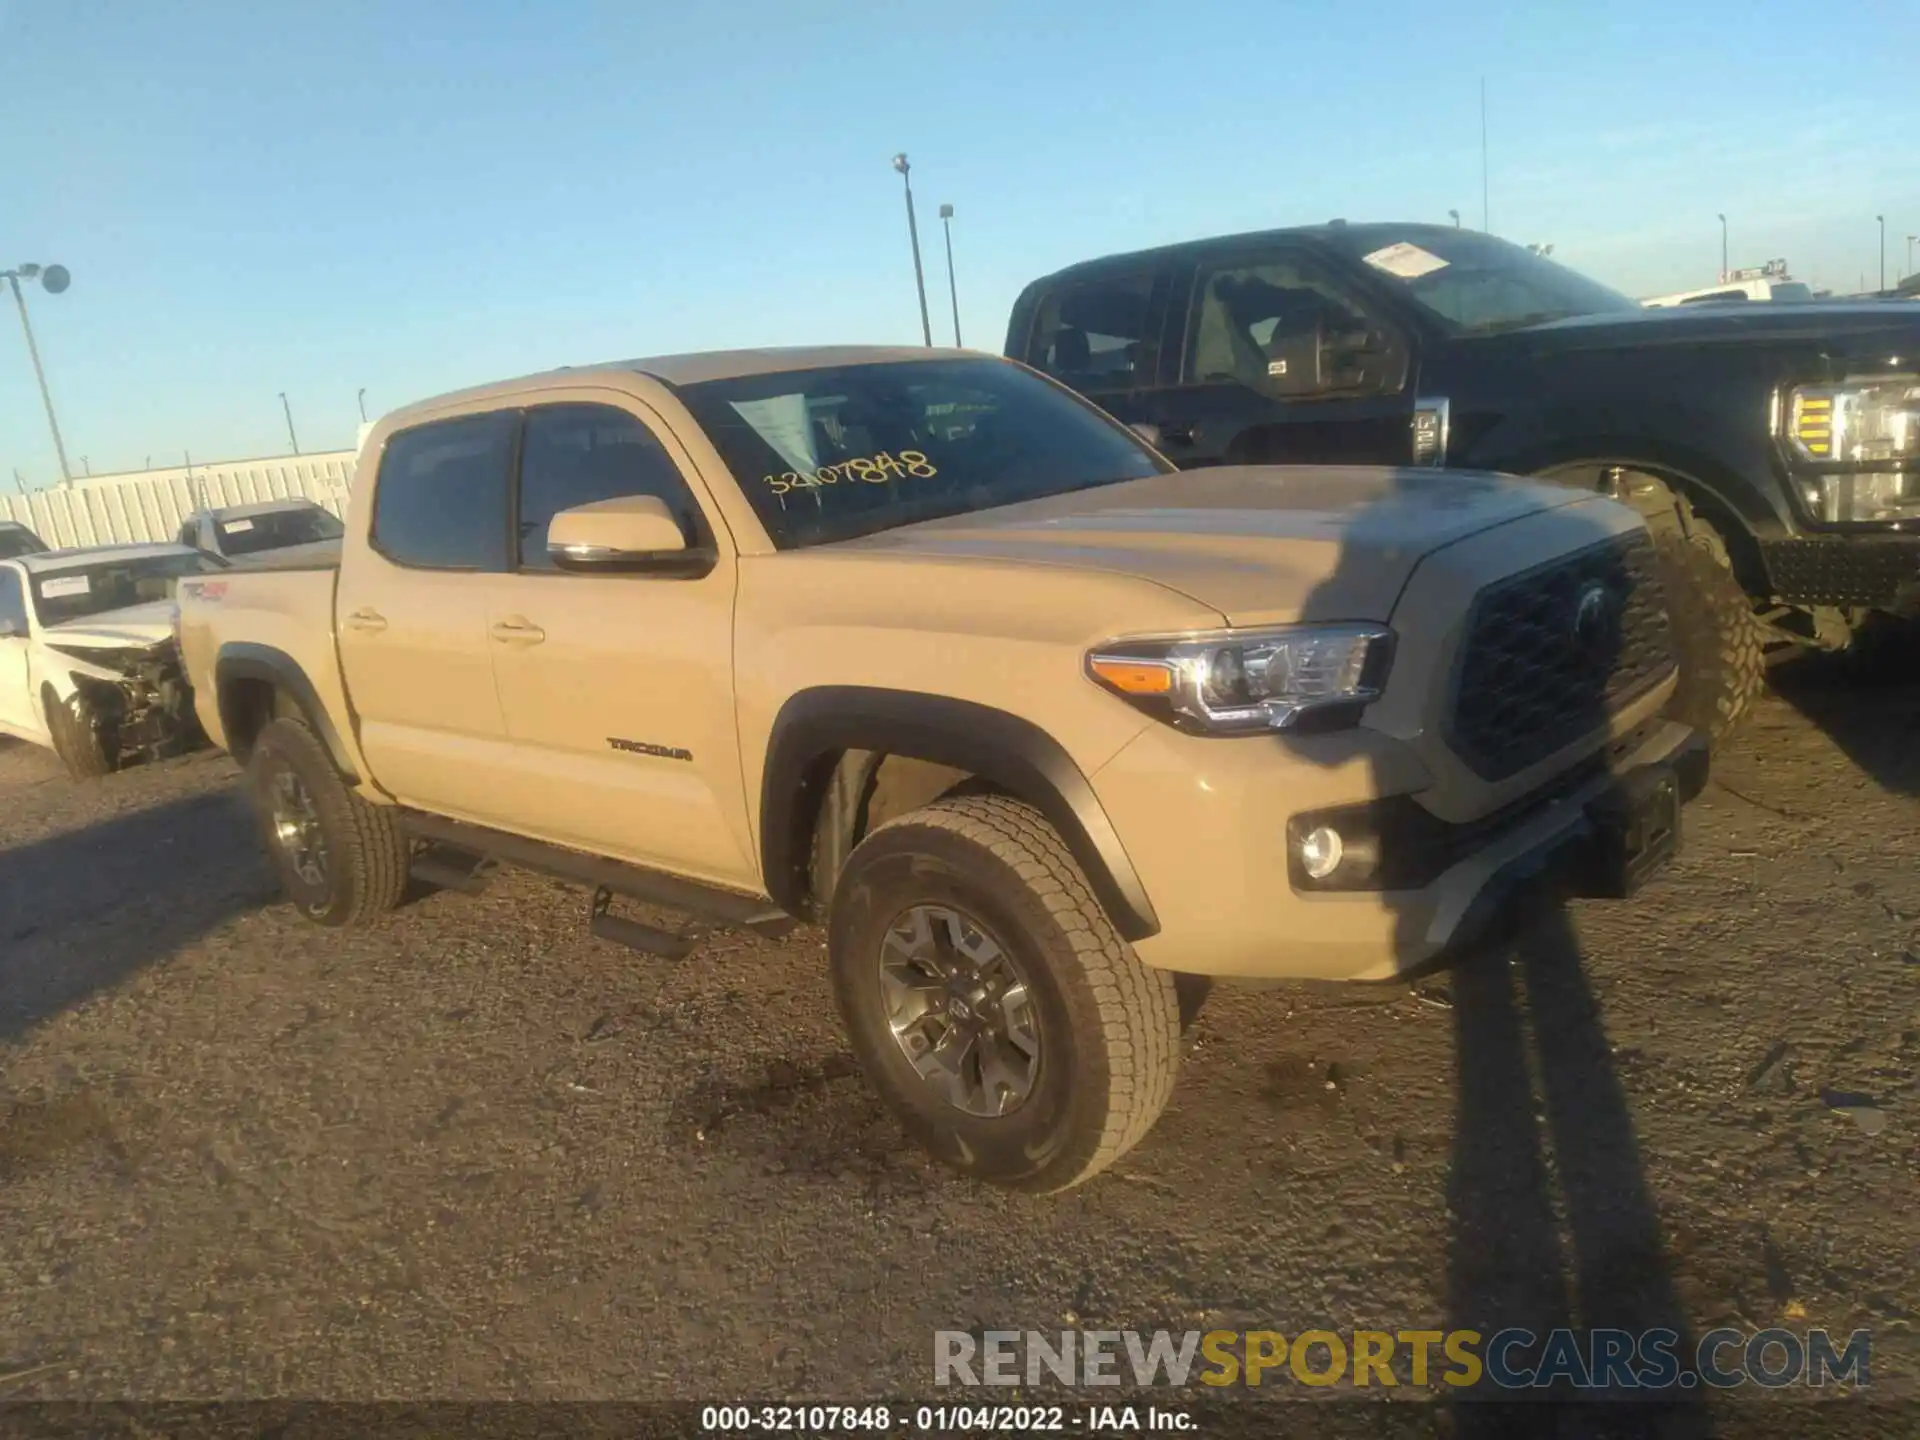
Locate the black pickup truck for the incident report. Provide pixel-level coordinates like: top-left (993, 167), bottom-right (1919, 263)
top-left (1005, 222), bottom-right (1920, 740)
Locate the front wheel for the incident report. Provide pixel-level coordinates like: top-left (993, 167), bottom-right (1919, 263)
top-left (43, 686), bottom-right (116, 780)
top-left (827, 794), bottom-right (1182, 1194)
top-left (246, 716), bottom-right (408, 927)
top-left (1644, 493), bottom-right (1766, 745)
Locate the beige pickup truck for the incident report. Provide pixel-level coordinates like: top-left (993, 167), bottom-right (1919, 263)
top-left (176, 345), bottom-right (1706, 1192)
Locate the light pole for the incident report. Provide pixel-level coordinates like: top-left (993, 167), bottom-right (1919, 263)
top-left (1908, 235), bottom-right (1917, 281)
top-left (357, 387), bottom-right (368, 423)
top-left (2, 261), bottom-right (76, 485)
top-left (1717, 214), bottom-right (1728, 281)
top-left (278, 392), bottom-right (300, 454)
top-left (891, 153), bottom-right (933, 347)
top-left (1448, 209), bottom-right (1460, 228)
top-left (1876, 215), bottom-right (1885, 292)
top-left (938, 203), bottom-right (962, 347)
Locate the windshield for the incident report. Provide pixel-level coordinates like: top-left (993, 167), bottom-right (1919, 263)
top-left (1327, 227), bottom-right (1643, 334)
top-left (214, 505), bottom-right (344, 555)
top-left (30, 552), bottom-right (211, 627)
top-left (673, 356), bottom-right (1172, 549)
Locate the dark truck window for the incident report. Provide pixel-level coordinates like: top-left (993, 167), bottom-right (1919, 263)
top-left (0, 525), bottom-right (45, 560)
top-left (515, 403), bottom-right (710, 570)
top-left (1188, 255), bottom-right (1408, 396)
top-left (1325, 227), bottom-right (1643, 334)
top-left (370, 411), bottom-right (518, 571)
top-left (1027, 272), bottom-right (1156, 390)
top-left (674, 356), bottom-right (1171, 550)
top-left (29, 552), bottom-right (210, 627)
top-left (214, 505), bottom-right (343, 556)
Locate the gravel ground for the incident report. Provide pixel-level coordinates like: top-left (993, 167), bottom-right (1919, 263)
top-left (0, 659), bottom-right (1915, 1429)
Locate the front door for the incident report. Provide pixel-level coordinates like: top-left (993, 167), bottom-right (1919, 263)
top-left (482, 398), bottom-right (757, 890)
top-left (335, 409), bottom-right (518, 819)
top-left (1143, 250), bottom-right (1417, 468)
top-left (0, 567), bottom-right (37, 738)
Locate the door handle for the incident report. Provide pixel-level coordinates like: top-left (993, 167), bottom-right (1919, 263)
top-left (489, 617), bottom-right (546, 646)
top-left (1158, 421), bottom-right (1198, 446)
top-left (344, 608), bottom-right (388, 634)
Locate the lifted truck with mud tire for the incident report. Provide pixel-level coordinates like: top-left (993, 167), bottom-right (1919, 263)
top-left (177, 346), bottom-right (1707, 1192)
top-left (1007, 223), bottom-right (1920, 743)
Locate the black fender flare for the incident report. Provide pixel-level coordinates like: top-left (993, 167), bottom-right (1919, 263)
top-left (760, 687), bottom-right (1160, 942)
top-left (213, 643), bottom-right (360, 783)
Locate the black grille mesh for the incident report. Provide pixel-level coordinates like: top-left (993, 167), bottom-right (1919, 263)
top-left (1446, 531), bottom-right (1675, 781)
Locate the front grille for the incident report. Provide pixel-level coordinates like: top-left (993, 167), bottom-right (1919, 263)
top-left (1445, 531), bottom-right (1675, 782)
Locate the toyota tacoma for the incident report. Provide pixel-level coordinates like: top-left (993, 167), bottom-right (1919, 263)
top-left (176, 346), bottom-right (1707, 1192)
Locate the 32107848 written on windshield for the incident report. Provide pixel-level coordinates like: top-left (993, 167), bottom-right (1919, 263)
top-left (670, 357), bottom-right (1172, 549)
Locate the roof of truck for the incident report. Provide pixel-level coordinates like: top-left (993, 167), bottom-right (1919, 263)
top-left (380, 345), bottom-right (995, 426)
top-left (192, 497), bottom-right (330, 522)
top-left (14, 542), bottom-right (196, 574)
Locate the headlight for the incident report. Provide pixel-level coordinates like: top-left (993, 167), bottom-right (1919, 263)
top-left (1785, 377), bottom-right (1920, 522)
top-left (1087, 624), bottom-right (1393, 735)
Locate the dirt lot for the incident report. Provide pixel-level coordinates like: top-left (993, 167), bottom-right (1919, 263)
top-left (0, 659), bottom-right (1914, 1429)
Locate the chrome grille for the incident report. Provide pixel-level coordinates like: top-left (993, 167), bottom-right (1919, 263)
top-left (1446, 530), bottom-right (1675, 782)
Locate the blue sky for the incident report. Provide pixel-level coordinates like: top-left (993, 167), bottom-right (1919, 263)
top-left (3, 0), bottom-right (1917, 486)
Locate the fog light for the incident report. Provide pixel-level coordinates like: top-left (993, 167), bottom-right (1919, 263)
top-left (1298, 825), bottom-right (1344, 881)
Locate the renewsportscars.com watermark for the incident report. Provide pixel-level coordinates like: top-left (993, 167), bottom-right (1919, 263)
top-left (934, 1327), bottom-right (1872, 1392)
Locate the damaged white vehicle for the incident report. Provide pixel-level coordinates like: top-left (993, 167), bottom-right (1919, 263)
top-left (0, 543), bottom-right (215, 779)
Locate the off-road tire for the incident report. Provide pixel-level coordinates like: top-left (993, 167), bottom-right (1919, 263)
top-left (247, 716), bottom-right (407, 927)
top-left (1646, 494), bottom-right (1766, 745)
top-left (43, 685), bottom-right (116, 780)
top-left (828, 793), bottom-right (1181, 1194)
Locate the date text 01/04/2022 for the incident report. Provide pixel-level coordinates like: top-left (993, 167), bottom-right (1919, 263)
top-left (764, 449), bottom-right (938, 494)
top-left (697, 1404), bottom-right (1197, 1432)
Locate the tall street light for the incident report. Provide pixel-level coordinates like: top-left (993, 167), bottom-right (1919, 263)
top-left (357, 387), bottom-right (368, 423)
top-left (2, 261), bottom-right (76, 484)
top-left (1876, 215), bottom-right (1885, 292)
top-left (279, 392), bottom-right (300, 454)
top-left (891, 153), bottom-right (933, 347)
top-left (938, 203), bottom-right (962, 347)
top-left (1448, 209), bottom-right (1460, 228)
top-left (1717, 214), bottom-right (1728, 281)
top-left (1908, 234), bottom-right (1917, 282)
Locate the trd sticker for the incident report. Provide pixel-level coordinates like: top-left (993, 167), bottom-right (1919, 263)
top-left (608, 737), bottom-right (693, 762)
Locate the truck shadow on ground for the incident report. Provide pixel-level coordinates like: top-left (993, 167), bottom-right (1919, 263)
top-left (1766, 635), bottom-right (1920, 797)
top-left (0, 783), bottom-right (275, 1045)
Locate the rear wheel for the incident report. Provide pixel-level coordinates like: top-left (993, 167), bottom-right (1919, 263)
top-left (827, 794), bottom-right (1181, 1193)
top-left (247, 716), bottom-right (408, 926)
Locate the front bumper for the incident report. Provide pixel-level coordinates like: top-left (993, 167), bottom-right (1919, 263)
top-left (1095, 716), bottom-right (1706, 982)
top-left (1760, 533), bottom-right (1920, 609)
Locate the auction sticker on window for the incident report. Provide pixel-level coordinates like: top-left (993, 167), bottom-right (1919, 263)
top-left (764, 449), bottom-right (938, 495)
top-left (221, 518), bottom-right (256, 533)
top-left (1362, 242), bottom-right (1449, 279)
top-left (38, 575), bottom-right (92, 599)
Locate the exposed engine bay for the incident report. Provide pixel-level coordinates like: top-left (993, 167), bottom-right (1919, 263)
top-left (44, 638), bottom-right (203, 770)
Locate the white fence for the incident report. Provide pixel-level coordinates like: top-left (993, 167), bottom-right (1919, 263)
top-left (3, 450), bottom-right (359, 550)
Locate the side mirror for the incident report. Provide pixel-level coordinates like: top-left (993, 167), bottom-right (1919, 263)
top-left (1128, 422), bottom-right (1163, 446)
top-left (548, 495), bottom-right (711, 577)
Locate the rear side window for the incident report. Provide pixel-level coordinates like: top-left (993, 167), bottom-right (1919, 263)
top-left (0, 526), bottom-right (44, 560)
top-left (0, 567), bottom-right (26, 631)
top-left (370, 411), bottom-right (518, 570)
top-left (515, 403), bottom-right (710, 570)
top-left (1026, 272), bottom-right (1157, 391)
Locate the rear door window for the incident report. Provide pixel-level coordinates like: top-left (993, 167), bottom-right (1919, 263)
top-left (1026, 272), bottom-right (1159, 391)
top-left (370, 411), bottom-right (519, 571)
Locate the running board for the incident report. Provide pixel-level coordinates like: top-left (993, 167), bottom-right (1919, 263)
top-left (409, 843), bottom-right (493, 894)
top-left (589, 887), bottom-right (699, 959)
top-left (394, 811), bottom-right (798, 940)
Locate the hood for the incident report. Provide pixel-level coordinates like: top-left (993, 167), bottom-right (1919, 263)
top-left (1508, 302), bottom-right (1920, 356)
top-left (42, 599), bottom-right (177, 651)
top-left (835, 465), bottom-right (1593, 624)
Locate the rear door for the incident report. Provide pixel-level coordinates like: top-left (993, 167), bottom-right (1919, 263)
top-left (335, 410), bottom-right (519, 820)
top-left (1013, 266), bottom-right (1171, 433)
top-left (480, 396), bottom-right (756, 888)
top-left (1140, 244), bottom-right (1418, 467)
top-left (0, 566), bottom-right (37, 737)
